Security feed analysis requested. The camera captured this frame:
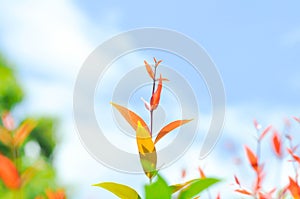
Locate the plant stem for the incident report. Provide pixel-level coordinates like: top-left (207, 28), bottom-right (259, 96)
top-left (150, 66), bottom-right (157, 136)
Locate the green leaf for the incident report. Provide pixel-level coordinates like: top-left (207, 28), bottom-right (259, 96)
top-left (93, 182), bottom-right (141, 199)
top-left (178, 178), bottom-right (220, 199)
top-left (145, 175), bottom-right (171, 199)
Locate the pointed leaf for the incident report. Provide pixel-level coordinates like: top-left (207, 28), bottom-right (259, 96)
top-left (198, 166), bottom-right (206, 178)
top-left (1, 112), bottom-right (15, 131)
top-left (287, 177), bottom-right (300, 198)
top-left (178, 178), bottom-right (220, 199)
top-left (154, 119), bottom-right (192, 144)
top-left (144, 60), bottom-right (154, 79)
top-left (234, 175), bottom-right (240, 186)
top-left (153, 57), bottom-right (157, 63)
top-left (293, 116), bottom-right (300, 123)
top-left (169, 179), bottom-right (197, 194)
top-left (145, 175), bottom-right (171, 199)
top-left (259, 125), bottom-right (272, 141)
top-left (150, 74), bottom-right (163, 110)
top-left (46, 189), bottom-right (66, 199)
top-left (94, 182), bottom-right (141, 199)
top-left (141, 97), bottom-right (151, 111)
top-left (0, 154), bottom-right (20, 189)
top-left (272, 131), bottom-right (282, 157)
top-left (170, 183), bottom-right (188, 194)
top-left (13, 119), bottom-right (36, 147)
top-left (181, 169), bottom-right (186, 179)
top-left (0, 127), bottom-right (12, 146)
top-left (156, 60), bottom-right (163, 67)
top-left (253, 119), bottom-right (262, 130)
top-left (245, 146), bottom-right (258, 172)
top-left (136, 121), bottom-right (157, 179)
top-left (111, 102), bottom-right (150, 132)
top-left (287, 148), bottom-right (300, 164)
top-left (235, 189), bottom-right (252, 195)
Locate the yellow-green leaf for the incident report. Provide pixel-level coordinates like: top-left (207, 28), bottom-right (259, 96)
top-left (93, 182), bottom-right (141, 199)
top-left (0, 127), bottom-right (12, 146)
top-left (136, 121), bottom-right (157, 179)
top-left (154, 119), bottom-right (192, 144)
top-left (111, 102), bottom-right (150, 132)
top-left (178, 178), bottom-right (220, 199)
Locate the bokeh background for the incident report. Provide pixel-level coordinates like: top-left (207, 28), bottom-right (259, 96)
top-left (0, 1), bottom-right (299, 198)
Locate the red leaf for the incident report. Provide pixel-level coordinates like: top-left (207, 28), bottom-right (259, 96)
top-left (245, 146), bottom-right (258, 172)
top-left (216, 193), bottom-right (221, 199)
top-left (150, 74), bottom-right (163, 110)
top-left (0, 154), bottom-right (20, 189)
top-left (253, 119), bottom-right (262, 130)
top-left (181, 169), bottom-right (186, 179)
top-left (235, 189), bottom-right (252, 195)
top-left (272, 131), bottom-right (282, 157)
top-left (154, 119), bottom-right (192, 144)
top-left (141, 97), bottom-right (151, 111)
top-left (144, 60), bottom-right (154, 79)
top-left (259, 125), bottom-right (272, 141)
top-left (293, 116), bottom-right (300, 123)
top-left (111, 102), bottom-right (150, 133)
top-left (234, 175), bottom-right (240, 186)
top-left (287, 148), bottom-right (300, 164)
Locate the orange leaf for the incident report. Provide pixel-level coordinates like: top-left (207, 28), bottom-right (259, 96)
top-left (144, 60), bottom-right (154, 79)
top-left (111, 102), bottom-right (150, 133)
top-left (0, 154), bottom-right (20, 189)
top-left (153, 57), bottom-right (157, 63)
top-left (235, 188), bottom-right (252, 195)
top-left (155, 77), bottom-right (169, 81)
top-left (150, 74), bottom-right (163, 111)
top-left (156, 60), bottom-right (163, 67)
top-left (245, 146), bottom-right (258, 172)
top-left (259, 125), bottom-right (272, 141)
top-left (287, 177), bottom-right (300, 199)
top-left (13, 119), bottom-right (36, 147)
top-left (154, 119), bottom-right (192, 144)
top-left (46, 189), bottom-right (66, 199)
top-left (272, 131), bottom-right (282, 157)
top-left (198, 167), bottom-right (206, 178)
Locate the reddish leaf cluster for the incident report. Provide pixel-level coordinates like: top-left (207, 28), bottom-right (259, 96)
top-left (233, 118), bottom-right (300, 198)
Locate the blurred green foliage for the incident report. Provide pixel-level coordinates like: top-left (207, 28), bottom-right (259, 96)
top-left (0, 54), bottom-right (65, 198)
top-left (0, 56), bottom-right (23, 113)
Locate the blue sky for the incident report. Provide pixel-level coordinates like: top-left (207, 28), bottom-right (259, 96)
top-left (0, 1), bottom-right (300, 198)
